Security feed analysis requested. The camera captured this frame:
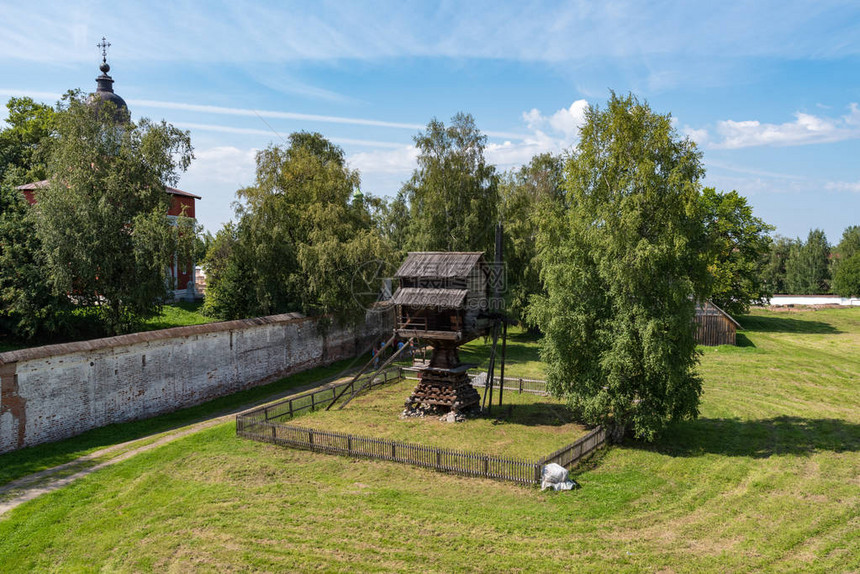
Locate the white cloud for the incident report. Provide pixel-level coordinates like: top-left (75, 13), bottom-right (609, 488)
top-left (550, 100), bottom-right (589, 138)
top-left (825, 180), bottom-right (860, 193)
top-left (845, 103), bottom-right (860, 126)
top-left (0, 90), bottom-right (427, 141)
top-left (183, 146), bottom-right (258, 189)
top-left (712, 104), bottom-right (860, 149)
top-left (177, 146), bottom-right (259, 232)
top-left (704, 159), bottom-right (805, 181)
top-left (175, 122), bottom-right (404, 149)
top-left (682, 126), bottom-right (710, 147)
top-left (349, 100), bottom-right (590, 177)
top-left (0, 89), bottom-right (62, 102)
top-left (481, 99), bottom-right (589, 169)
top-left (132, 99), bottom-right (424, 130)
top-left (348, 146), bottom-right (419, 175)
top-left (486, 140), bottom-right (545, 169)
top-left (523, 99), bottom-right (588, 140)
top-left (486, 131), bottom-right (566, 169)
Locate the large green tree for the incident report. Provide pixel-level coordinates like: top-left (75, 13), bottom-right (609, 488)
top-left (832, 225), bottom-right (860, 269)
top-left (0, 97), bottom-right (56, 186)
top-left (832, 226), bottom-right (860, 297)
top-left (201, 223), bottom-right (252, 318)
top-left (700, 188), bottom-right (773, 315)
top-left (499, 153), bottom-right (564, 327)
top-left (34, 93), bottom-right (195, 334)
top-left (0, 184), bottom-right (70, 341)
top-left (370, 194), bottom-right (410, 258)
top-left (785, 229), bottom-right (830, 294)
top-left (762, 235), bottom-right (795, 295)
top-left (832, 253), bottom-right (860, 297)
top-left (398, 113), bottom-right (499, 254)
top-left (203, 133), bottom-right (391, 325)
top-left (529, 93), bottom-right (711, 442)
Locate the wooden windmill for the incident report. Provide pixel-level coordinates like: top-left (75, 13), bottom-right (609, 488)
top-left (332, 226), bottom-right (512, 416)
top-left (396, 225), bottom-right (513, 414)
top-left (392, 252), bottom-right (493, 413)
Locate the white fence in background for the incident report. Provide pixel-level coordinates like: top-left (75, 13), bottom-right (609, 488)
top-left (768, 295), bottom-right (860, 307)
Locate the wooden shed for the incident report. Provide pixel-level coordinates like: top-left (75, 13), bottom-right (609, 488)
top-left (695, 301), bottom-right (740, 346)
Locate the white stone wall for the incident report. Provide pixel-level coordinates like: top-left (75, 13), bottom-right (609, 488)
top-left (0, 308), bottom-right (392, 454)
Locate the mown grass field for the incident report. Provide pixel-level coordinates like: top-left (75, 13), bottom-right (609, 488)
top-left (0, 307), bottom-right (858, 572)
top-left (288, 377), bottom-right (588, 459)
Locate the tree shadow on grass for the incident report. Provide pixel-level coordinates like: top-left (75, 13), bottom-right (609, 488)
top-left (738, 315), bottom-right (841, 335)
top-left (483, 401), bottom-right (579, 428)
top-left (649, 416), bottom-right (860, 458)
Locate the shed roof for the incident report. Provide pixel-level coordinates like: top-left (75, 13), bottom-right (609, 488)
top-left (392, 287), bottom-right (468, 309)
top-left (166, 186), bottom-right (202, 199)
top-left (395, 252), bottom-right (484, 279)
top-left (696, 300), bottom-right (741, 328)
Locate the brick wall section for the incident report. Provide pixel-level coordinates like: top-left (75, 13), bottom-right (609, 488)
top-left (0, 308), bottom-right (393, 454)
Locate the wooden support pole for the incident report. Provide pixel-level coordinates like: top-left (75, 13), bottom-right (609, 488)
top-left (498, 320), bottom-right (507, 407)
top-left (482, 321), bottom-right (500, 414)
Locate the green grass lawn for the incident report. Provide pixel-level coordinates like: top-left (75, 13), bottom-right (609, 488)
top-left (458, 326), bottom-right (546, 379)
top-left (288, 377), bottom-right (587, 459)
top-left (0, 307), bottom-right (858, 572)
top-left (139, 300), bottom-right (215, 331)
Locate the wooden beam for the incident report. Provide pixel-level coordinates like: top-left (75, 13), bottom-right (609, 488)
top-left (338, 337), bottom-right (413, 410)
top-left (498, 320), bottom-right (507, 407)
top-left (325, 333), bottom-right (397, 410)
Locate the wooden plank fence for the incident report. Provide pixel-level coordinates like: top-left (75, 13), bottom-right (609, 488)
top-left (540, 426), bottom-right (606, 468)
top-left (467, 373), bottom-right (549, 396)
top-left (236, 369), bottom-right (606, 486)
top-left (239, 366), bottom-right (402, 426)
top-left (237, 421), bottom-right (541, 484)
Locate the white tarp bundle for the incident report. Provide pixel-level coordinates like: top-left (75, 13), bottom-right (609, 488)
top-left (540, 463), bottom-right (579, 491)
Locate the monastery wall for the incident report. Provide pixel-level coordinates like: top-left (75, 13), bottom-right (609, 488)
top-left (0, 309), bottom-right (393, 454)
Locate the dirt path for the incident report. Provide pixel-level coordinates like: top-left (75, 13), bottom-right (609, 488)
top-left (0, 371), bottom-right (356, 519)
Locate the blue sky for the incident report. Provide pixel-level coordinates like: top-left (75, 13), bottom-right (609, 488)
top-left (2, 0), bottom-right (859, 243)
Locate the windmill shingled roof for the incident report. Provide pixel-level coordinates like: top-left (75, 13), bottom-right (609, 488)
top-left (392, 287), bottom-right (468, 309)
top-left (395, 252), bottom-right (484, 279)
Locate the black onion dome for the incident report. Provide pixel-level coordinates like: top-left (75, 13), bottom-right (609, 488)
top-left (88, 58), bottom-right (129, 121)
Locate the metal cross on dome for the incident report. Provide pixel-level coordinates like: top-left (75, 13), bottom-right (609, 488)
top-left (97, 37), bottom-right (111, 64)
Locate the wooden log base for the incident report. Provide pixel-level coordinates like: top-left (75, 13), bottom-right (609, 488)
top-left (404, 369), bottom-right (481, 414)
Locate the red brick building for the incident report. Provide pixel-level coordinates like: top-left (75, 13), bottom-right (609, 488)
top-left (165, 186), bottom-right (202, 294)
